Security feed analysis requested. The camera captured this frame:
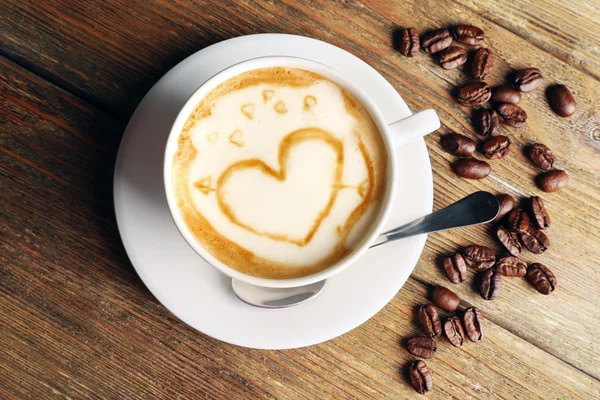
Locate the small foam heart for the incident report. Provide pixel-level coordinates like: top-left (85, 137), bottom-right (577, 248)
top-left (274, 100), bottom-right (287, 114)
top-left (262, 90), bottom-right (275, 102)
top-left (207, 132), bottom-right (218, 143)
top-left (229, 130), bottom-right (244, 147)
top-left (303, 95), bottom-right (317, 110)
top-left (241, 103), bottom-right (254, 119)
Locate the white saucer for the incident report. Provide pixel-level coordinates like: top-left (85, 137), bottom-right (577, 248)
top-left (114, 34), bottom-right (433, 349)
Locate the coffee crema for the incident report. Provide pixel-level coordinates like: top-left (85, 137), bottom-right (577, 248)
top-left (172, 67), bottom-right (387, 279)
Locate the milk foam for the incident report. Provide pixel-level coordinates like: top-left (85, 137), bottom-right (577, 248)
top-left (173, 68), bottom-right (387, 278)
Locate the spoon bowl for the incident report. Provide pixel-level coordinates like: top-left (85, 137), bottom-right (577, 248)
top-left (232, 279), bottom-right (327, 308)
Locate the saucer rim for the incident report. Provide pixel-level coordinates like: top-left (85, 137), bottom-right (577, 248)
top-left (113, 33), bottom-right (433, 349)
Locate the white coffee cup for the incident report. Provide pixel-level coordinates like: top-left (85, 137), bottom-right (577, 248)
top-left (164, 56), bottom-right (439, 288)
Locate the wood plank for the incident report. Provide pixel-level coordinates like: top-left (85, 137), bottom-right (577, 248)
top-left (1, 54), bottom-right (599, 399)
top-left (1, 1), bottom-right (598, 120)
top-left (0, 0), bottom-right (263, 119)
top-left (453, 0), bottom-right (600, 80)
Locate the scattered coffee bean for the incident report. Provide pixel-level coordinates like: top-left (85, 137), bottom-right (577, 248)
top-left (456, 82), bottom-right (491, 107)
top-left (481, 135), bottom-right (511, 159)
top-left (439, 46), bottom-right (468, 69)
top-left (395, 28), bottom-right (568, 383)
top-left (453, 158), bottom-right (491, 179)
top-left (443, 252), bottom-right (468, 283)
top-left (418, 304), bottom-right (443, 338)
top-left (519, 226), bottom-right (550, 254)
top-left (421, 28), bottom-right (452, 53)
top-left (399, 28), bottom-right (420, 57)
top-left (491, 85), bottom-right (522, 105)
top-left (407, 336), bottom-right (437, 359)
top-left (536, 170), bottom-right (569, 192)
top-left (479, 268), bottom-right (501, 300)
top-left (493, 193), bottom-right (515, 223)
top-left (472, 108), bottom-right (499, 136)
top-left (496, 226), bottom-right (522, 256)
top-left (462, 307), bottom-right (483, 342)
top-left (527, 143), bottom-right (554, 170)
top-left (547, 84), bottom-right (576, 117)
top-left (514, 68), bottom-right (543, 92)
top-left (409, 360), bottom-right (433, 394)
top-left (526, 263), bottom-right (557, 295)
top-left (496, 103), bottom-right (527, 127)
top-left (471, 48), bottom-right (494, 80)
top-left (452, 24), bottom-right (484, 46)
top-left (441, 133), bottom-right (476, 157)
top-left (444, 316), bottom-right (466, 347)
top-left (530, 196), bottom-right (550, 229)
top-left (496, 256), bottom-right (527, 277)
top-left (506, 208), bottom-right (530, 233)
top-left (432, 286), bottom-right (460, 312)
top-left (463, 245), bottom-right (496, 270)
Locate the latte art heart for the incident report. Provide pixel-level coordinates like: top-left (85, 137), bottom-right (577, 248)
top-left (172, 67), bottom-right (387, 279)
top-left (217, 128), bottom-right (344, 246)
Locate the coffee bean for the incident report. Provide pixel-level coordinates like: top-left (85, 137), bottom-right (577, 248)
top-left (439, 46), bottom-right (468, 69)
top-left (407, 336), bottom-right (437, 359)
top-left (496, 226), bottom-right (522, 256)
top-left (530, 196), bottom-right (550, 229)
top-left (463, 245), bottom-right (496, 271)
top-left (472, 108), bottom-right (499, 136)
top-left (431, 286), bottom-right (460, 312)
top-left (491, 85), bottom-right (522, 104)
top-left (462, 307), bottom-right (483, 342)
top-left (418, 304), bottom-right (442, 338)
top-left (452, 25), bottom-right (484, 46)
top-left (480, 269), bottom-right (501, 300)
top-left (496, 103), bottom-right (527, 127)
top-left (444, 316), bottom-right (466, 347)
top-left (409, 360), bottom-right (432, 394)
top-left (547, 84), bottom-right (576, 117)
top-left (456, 82), bottom-right (491, 107)
top-left (493, 193), bottom-right (515, 223)
top-left (421, 28), bottom-right (452, 53)
top-left (481, 135), bottom-right (511, 159)
top-left (453, 158), bottom-right (491, 179)
top-left (527, 143), bottom-right (554, 170)
top-left (398, 28), bottom-right (420, 57)
top-left (506, 208), bottom-right (530, 233)
top-left (514, 68), bottom-right (543, 92)
top-left (471, 48), bottom-right (494, 80)
top-left (519, 226), bottom-right (550, 254)
top-left (536, 170), bottom-right (568, 192)
top-left (442, 252), bottom-right (467, 283)
top-left (496, 256), bottom-right (527, 277)
top-left (526, 263), bottom-right (557, 295)
top-left (441, 133), bottom-right (476, 157)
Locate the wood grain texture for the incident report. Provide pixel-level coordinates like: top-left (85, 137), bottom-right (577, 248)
top-left (1, 0), bottom-right (600, 398)
top-left (454, 0), bottom-right (600, 80)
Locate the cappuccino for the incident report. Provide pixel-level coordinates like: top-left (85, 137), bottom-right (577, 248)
top-left (172, 67), bottom-right (387, 279)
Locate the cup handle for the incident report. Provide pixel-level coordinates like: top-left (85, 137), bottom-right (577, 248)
top-left (387, 109), bottom-right (440, 147)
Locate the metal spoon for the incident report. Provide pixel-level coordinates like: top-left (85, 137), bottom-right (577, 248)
top-left (232, 191), bottom-right (499, 309)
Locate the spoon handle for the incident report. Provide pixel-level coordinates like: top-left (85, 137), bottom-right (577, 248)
top-left (370, 191), bottom-right (499, 248)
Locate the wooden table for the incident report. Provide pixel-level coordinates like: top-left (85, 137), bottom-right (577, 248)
top-left (1, 1), bottom-right (599, 398)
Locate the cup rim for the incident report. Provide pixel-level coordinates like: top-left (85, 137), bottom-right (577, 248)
top-left (163, 55), bottom-right (398, 288)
